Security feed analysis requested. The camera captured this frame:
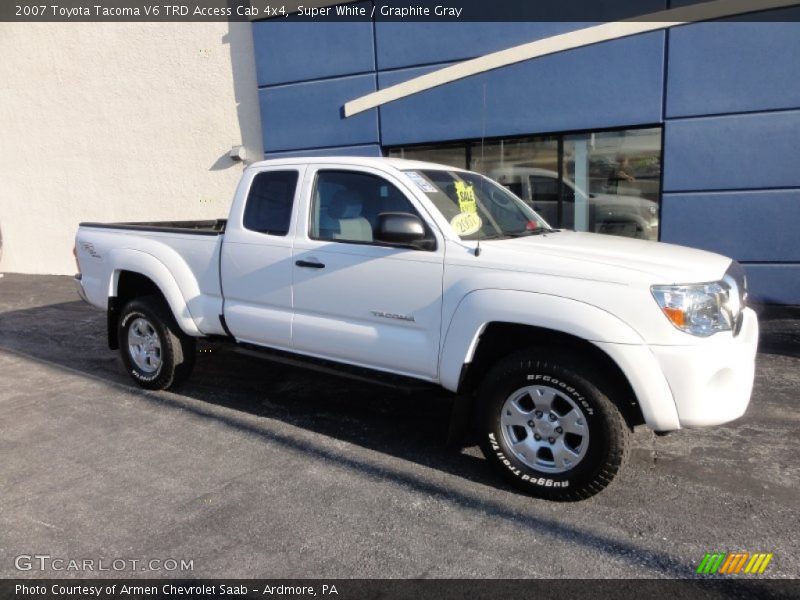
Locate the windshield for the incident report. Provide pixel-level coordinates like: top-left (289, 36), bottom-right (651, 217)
top-left (403, 169), bottom-right (552, 240)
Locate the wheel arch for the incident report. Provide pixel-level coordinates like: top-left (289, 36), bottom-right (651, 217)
top-left (458, 322), bottom-right (645, 429)
top-left (439, 289), bottom-right (661, 432)
top-left (106, 250), bottom-right (201, 349)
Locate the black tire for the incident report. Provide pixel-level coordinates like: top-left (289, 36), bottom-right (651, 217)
top-left (477, 349), bottom-right (629, 501)
top-left (117, 296), bottom-right (196, 390)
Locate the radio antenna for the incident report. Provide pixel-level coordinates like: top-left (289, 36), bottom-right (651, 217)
top-left (480, 82), bottom-right (486, 169)
top-left (474, 82), bottom-right (487, 258)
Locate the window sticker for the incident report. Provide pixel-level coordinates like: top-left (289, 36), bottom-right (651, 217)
top-left (405, 171), bottom-right (438, 193)
top-left (454, 181), bottom-right (478, 214)
top-left (450, 212), bottom-right (482, 236)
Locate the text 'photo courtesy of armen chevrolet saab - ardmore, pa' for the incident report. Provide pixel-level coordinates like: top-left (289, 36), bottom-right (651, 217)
top-left (1, 0), bottom-right (799, 598)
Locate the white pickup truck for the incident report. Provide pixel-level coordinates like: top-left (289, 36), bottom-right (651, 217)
top-left (74, 156), bottom-right (758, 501)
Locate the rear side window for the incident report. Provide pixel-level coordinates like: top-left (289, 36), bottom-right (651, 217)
top-left (243, 170), bottom-right (299, 236)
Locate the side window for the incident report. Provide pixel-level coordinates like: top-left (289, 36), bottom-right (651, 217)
top-left (310, 170), bottom-right (421, 244)
top-left (243, 170), bottom-right (299, 236)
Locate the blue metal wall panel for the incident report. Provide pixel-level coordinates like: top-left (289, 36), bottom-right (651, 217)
top-left (743, 265), bottom-right (800, 305)
top-left (250, 17), bottom-right (800, 304)
top-left (259, 74), bottom-right (380, 152)
top-left (375, 22), bottom-right (589, 70)
top-left (666, 19), bottom-right (800, 118)
top-left (663, 110), bottom-right (800, 192)
top-left (375, 0), bottom-right (667, 70)
top-left (252, 6), bottom-right (375, 86)
top-left (660, 189), bottom-right (800, 262)
top-left (378, 32), bottom-right (665, 146)
top-left (263, 144), bottom-right (383, 159)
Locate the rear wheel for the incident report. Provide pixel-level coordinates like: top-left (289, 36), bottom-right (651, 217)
top-left (118, 296), bottom-right (195, 390)
top-left (478, 349), bottom-right (629, 501)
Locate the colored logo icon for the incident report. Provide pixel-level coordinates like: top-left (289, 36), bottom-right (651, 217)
top-left (696, 552), bottom-right (774, 574)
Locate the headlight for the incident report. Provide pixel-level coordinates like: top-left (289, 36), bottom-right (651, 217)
top-left (651, 264), bottom-right (745, 337)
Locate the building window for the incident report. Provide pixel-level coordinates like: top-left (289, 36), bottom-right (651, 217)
top-left (387, 127), bottom-right (661, 241)
top-left (388, 143), bottom-right (467, 170)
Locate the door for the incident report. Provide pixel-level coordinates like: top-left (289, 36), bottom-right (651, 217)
top-left (291, 166), bottom-right (445, 380)
top-left (221, 167), bottom-right (303, 349)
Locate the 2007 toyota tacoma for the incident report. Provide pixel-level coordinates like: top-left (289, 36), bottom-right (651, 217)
top-left (74, 157), bottom-right (758, 501)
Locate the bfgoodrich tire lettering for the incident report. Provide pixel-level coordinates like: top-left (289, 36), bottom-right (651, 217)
top-left (118, 296), bottom-right (195, 390)
top-left (478, 349), bottom-right (629, 501)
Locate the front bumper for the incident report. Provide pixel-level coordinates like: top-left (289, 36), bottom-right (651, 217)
top-left (650, 307), bottom-right (759, 428)
top-left (73, 273), bottom-right (90, 304)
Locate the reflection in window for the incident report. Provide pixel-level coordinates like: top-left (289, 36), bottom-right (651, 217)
top-left (471, 138), bottom-right (559, 227)
top-left (387, 127), bottom-right (662, 241)
top-left (563, 129), bottom-right (661, 240)
top-left (387, 144), bottom-right (467, 169)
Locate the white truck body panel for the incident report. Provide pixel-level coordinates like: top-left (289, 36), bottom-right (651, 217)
top-left (78, 230), bottom-right (224, 337)
top-left (289, 162), bottom-right (445, 380)
top-left (75, 156), bottom-right (759, 432)
top-left (221, 165), bottom-right (302, 350)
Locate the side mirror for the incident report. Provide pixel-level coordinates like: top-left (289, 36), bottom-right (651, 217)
top-left (375, 212), bottom-right (431, 248)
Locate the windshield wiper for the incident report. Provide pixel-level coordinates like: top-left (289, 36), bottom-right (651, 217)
top-left (475, 228), bottom-right (559, 241)
top-left (504, 228), bottom-right (559, 237)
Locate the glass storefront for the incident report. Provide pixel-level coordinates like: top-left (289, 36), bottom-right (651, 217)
top-left (388, 143), bottom-right (468, 170)
top-left (388, 127), bottom-right (662, 240)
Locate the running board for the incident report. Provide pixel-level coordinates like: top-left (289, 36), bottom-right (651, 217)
top-left (233, 343), bottom-right (440, 393)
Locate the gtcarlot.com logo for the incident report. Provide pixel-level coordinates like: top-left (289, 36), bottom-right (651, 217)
top-left (696, 552), bottom-right (773, 575)
top-left (14, 554), bottom-right (193, 572)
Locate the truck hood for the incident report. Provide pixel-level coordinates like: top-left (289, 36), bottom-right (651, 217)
top-left (481, 231), bottom-right (732, 284)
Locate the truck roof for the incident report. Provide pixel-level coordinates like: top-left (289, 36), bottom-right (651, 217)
top-left (247, 155), bottom-right (462, 172)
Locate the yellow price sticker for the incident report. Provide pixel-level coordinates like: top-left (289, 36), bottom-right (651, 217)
top-left (450, 212), bottom-right (482, 236)
top-left (454, 181), bottom-right (478, 215)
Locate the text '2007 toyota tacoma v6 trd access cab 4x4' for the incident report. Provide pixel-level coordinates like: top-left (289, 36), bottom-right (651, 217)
top-left (74, 157), bottom-right (758, 501)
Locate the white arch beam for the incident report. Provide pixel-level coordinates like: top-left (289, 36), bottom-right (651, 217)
top-left (343, 0), bottom-right (799, 117)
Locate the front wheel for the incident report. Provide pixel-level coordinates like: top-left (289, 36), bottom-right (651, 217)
top-left (118, 296), bottom-right (195, 390)
top-left (478, 349), bottom-right (629, 501)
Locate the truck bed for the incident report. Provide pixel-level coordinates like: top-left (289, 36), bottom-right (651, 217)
top-left (79, 219), bottom-right (227, 236)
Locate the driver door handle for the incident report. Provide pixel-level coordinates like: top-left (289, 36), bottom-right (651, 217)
top-left (295, 259), bottom-right (325, 269)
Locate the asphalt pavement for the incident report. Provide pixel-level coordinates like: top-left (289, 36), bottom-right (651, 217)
top-left (0, 273), bottom-right (798, 579)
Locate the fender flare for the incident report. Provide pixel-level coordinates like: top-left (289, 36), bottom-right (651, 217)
top-left (439, 289), bottom-right (680, 431)
top-left (107, 248), bottom-right (202, 337)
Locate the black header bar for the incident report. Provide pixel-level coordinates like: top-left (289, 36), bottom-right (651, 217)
top-left (3, 0), bottom-right (800, 22)
top-left (1, 579), bottom-right (798, 600)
